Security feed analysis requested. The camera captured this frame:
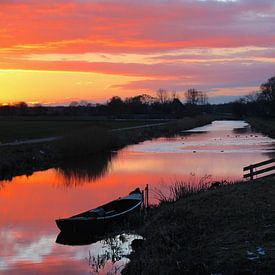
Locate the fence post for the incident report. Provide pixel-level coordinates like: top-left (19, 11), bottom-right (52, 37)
top-left (250, 165), bottom-right (254, 181)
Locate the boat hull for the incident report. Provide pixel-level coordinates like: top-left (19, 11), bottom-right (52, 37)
top-left (56, 212), bottom-right (131, 233)
top-left (55, 189), bottom-right (142, 233)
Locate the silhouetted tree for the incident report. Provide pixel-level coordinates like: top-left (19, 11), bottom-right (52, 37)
top-left (14, 101), bottom-right (28, 115)
top-left (171, 90), bottom-right (178, 101)
top-left (15, 101), bottom-right (28, 109)
top-left (156, 88), bottom-right (169, 104)
top-left (70, 101), bottom-right (79, 107)
top-left (259, 76), bottom-right (275, 102)
top-left (185, 89), bottom-right (208, 105)
top-left (107, 96), bottom-right (124, 114)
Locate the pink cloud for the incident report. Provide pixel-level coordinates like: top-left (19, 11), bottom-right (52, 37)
top-left (1, 0), bottom-right (275, 53)
top-left (1, 0), bottom-right (275, 102)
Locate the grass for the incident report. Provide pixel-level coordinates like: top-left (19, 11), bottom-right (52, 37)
top-left (0, 116), bottom-right (213, 180)
top-left (0, 116), bottom-right (168, 143)
top-left (123, 177), bottom-right (275, 274)
top-left (0, 143), bottom-right (57, 180)
top-left (55, 115), bottom-right (213, 158)
top-left (56, 127), bottom-right (114, 157)
top-left (153, 176), bottom-right (227, 204)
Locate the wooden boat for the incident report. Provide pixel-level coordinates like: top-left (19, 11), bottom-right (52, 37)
top-left (56, 188), bottom-right (143, 232)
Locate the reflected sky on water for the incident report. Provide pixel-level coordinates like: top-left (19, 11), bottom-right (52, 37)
top-left (0, 120), bottom-right (275, 274)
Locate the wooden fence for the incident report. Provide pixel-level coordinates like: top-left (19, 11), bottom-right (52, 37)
top-left (243, 158), bottom-right (275, 180)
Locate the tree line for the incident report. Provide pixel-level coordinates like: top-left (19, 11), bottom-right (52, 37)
top-left (231, 76), bottom-right (275, 118)
top-left (0, 89), bottom-right (209, 118)
top-left (1, 76), bottom-right (274, 119)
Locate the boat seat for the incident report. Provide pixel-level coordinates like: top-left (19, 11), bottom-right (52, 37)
top-left (105, 210), bottom-right (116, 215)
top-left (93, 207), bottom-right (106, 217)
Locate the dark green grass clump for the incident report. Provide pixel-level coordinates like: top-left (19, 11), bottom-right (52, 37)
top-left (124, 177), bottom-right (275, 274)
top-left (56, 127), bottom-right (115, 157)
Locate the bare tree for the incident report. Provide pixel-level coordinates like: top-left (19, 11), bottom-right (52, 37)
top-left (171, 90), bottom-right (178, 101)
top-left (199, 92), bottom-right (208, 105)
top-left (156, 88), bottom-right (169, 104)
top-left (185, 89), bottom-right (199, 104)
top-left (185, 89), bottom-right (208, 105)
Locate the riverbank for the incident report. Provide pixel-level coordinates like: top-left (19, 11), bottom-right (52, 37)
top-left (0, 143), bottom-right (59, 181)
top-left (124, 177), bottom-right (275, 274)
top-left (0, 116), bottom-right (212, 180)
top-left (246, 117), bottom-right (275, 138)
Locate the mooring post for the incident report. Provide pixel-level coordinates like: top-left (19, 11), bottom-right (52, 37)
top-left (146, 184), bottom-right (149, 208)
top-left (250, 165), bottom-right (254, 181)
top-left (142, 190), bottom-right (145, 209)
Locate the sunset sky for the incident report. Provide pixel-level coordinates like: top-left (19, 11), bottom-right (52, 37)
top-left (1, 0), bottom-right (275, 105)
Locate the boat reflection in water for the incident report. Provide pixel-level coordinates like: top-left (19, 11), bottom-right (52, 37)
top-left (56, 232), bottom-right (142, 274)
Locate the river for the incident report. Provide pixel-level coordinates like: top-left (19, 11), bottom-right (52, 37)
top-left (0, 120), bottom-right (275, 274)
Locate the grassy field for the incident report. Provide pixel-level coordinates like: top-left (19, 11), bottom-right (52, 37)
top-left (124, 177), bottom-right (275, 274)
top-left (0, 116), bottom-right (168, 143)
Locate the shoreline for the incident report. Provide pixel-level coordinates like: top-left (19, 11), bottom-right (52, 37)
top-left (0, 116), bottom-right (212, 181)
top-left (123, 177), bottom-right (275, 274)
top-left (246, 117), bottom-right (275, 139)
top-left (123, 117), bottom-right (275, 274)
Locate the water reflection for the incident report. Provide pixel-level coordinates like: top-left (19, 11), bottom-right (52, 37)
top-left (130, 121), bottom-right (275, 155)
top-left (57, 232), bottom-right (142, 274)
top-left (57, 152), bottom-right (116, 186)
top-left (1, 120), bottom-right (275, 274)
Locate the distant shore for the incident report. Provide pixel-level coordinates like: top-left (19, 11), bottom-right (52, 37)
top-left (0, 116), bottom-right (212, 181)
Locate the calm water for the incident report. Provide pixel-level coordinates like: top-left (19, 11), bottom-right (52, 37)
top-left (0, 120), bottom-right (275, 274)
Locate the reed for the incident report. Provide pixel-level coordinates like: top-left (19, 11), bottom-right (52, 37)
top-left (56, 127), bottom-right (116, 157)
top-left (155, 176), bottom-right (226, 204)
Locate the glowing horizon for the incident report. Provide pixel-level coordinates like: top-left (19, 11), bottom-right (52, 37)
top-left (1, 0), bottom-right (275, 105)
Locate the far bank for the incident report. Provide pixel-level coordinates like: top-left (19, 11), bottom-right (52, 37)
top-left (0, 116), bottom-right (212, 180)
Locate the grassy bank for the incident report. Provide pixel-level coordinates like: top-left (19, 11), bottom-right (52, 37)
top-left (0, 143), bottom-right (58, 180)
top-left (55, 115), bottom-right (213, 157)
top-left (124, 177), bottom-right (275, 274)
top-left (246, 117), bottom-right (275, 138)
top-left (0, 116), bottom-right (168, 143)
top-left (0, 116), bottom-right (212, 179)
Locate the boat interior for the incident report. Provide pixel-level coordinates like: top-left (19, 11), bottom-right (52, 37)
top-left (71, 198), bottom-right (141, 219)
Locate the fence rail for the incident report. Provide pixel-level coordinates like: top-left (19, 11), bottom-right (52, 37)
top-left (243, 158), bottom-right (275, 180)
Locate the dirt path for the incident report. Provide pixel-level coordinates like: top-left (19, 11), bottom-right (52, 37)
top-left (110, 122), bottom-right (168, 132)
top-left (0, 136), bottom-right (62, 147)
